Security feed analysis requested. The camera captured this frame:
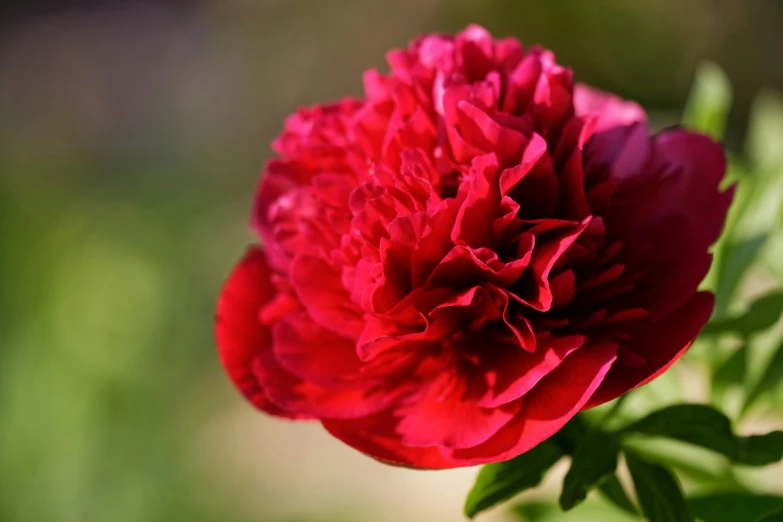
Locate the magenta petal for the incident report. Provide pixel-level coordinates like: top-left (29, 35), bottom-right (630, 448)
top-left (574, 83), bottom-right (646, 132)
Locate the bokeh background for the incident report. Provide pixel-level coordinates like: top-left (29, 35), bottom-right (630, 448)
top-left (2, 1), bottom-right (783, 521)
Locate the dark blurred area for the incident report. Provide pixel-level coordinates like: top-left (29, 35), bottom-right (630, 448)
top-left (0, 0), bottom-right (195, 25)
top-left (1, 1), bottom-right (781, 521)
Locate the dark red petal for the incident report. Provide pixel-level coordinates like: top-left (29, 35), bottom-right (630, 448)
top-left (584, 121), bottom-right (650, 183)
top-left (584, 292), bottom-right (713, 408)
top-left (650, 129), bottom-right (733, 248)
top-left (550, 269), bottom-right (577, 309)
top-left (601, 129), bottom-right (732, 319)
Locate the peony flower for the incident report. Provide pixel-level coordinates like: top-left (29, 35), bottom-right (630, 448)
top-left (215, 25), bottom-right (733, 469)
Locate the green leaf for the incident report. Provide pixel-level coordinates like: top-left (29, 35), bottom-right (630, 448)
top-left (711, 235), bottom-right (769, 320)
top-left (712, 344), bottom-right (746, 397)
top-left (735, 292), bottom-right (783, 332)
top-left (736, 431), bottom-right (783, 465)
top-left (620, 404), bottom-right (783, 465)
top-left (757, 503), bottom-right (783, 522)
top-left (689, 493), bottom-right (783, 522)
top-left (512, 502), bottom-right (557, 522)
top-left (464, 440), bottom-right (563, 518)
top-left (598, 474), bottom-right (638, 515)
top-left (621, 436), bottom-right (737, 488)
top-left (682, 61), bottom-right (732, 140)
top-left (626, 452), bottom-right (693, 522)
top-left (703, 292), bottom-right (783, 337)
top-left (743, 340), bottom-right (783, 414)
top-left (560, 431), bottom-right (620, 510)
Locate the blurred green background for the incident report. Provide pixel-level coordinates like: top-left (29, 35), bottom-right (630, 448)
top-left (2, 1), bottom-right (783, 521)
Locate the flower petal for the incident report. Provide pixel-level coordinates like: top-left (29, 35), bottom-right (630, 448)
top-left (447, 340), bottom-right (617, 465)
top-left (273, 311), bottom-right (363, 389)
top-left (215, 247), bottom-right (306, 418)
top-left (322, 412), bottom-right (456, 469)
top-left (574, 84), bottom-right (646, 132)
top-left (254, 347), bottom-right (395, 419)
top-left (394, 372), bottom-right (521, 449)
top-left (290, 255), bottom-right (365, 339)
top-left (596, 128), bottom-right (732, 319)
top-left (585, 291), bottom-right (713, 408)
top-left (474, 334), bottom-right (586, 408)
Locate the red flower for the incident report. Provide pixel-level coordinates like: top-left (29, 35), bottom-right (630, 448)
top-left (216, 26), bottom-right (732, 469)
